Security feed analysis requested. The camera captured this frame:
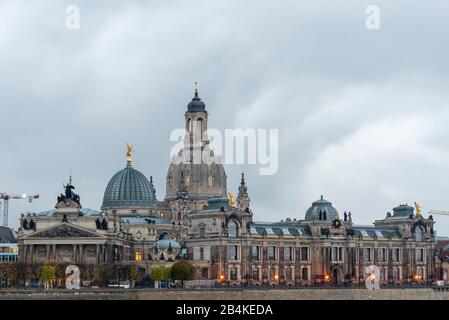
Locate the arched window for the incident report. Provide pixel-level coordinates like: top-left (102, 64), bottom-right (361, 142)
top-left (197, 118), bottom-right (203, 141)
top-left (187, 118), bottom-right (192, 133)
top-left (158, 232), bottom-right (170, 240)
top-left (135, 249), bottom-right (142, 261)
top-left (415, 226), bottom-right (425, 241)
top-left (228, 220), bottom-right (238, 237)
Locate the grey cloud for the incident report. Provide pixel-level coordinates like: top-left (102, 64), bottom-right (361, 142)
top-left (1, 0), bottom-right (449, 234)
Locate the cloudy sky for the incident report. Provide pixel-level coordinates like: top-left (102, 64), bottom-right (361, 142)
top-left (1, 1), bottom-right (449, 235)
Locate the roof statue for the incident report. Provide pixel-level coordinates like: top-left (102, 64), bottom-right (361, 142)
top-left (414, 201), bottom-right (422, 216)
top-left (126, 143), bottom-right (134, 166)
top-left (228, 192), bottom-right (236, 208)
top-left (194, 81), bottom-right (199, 94)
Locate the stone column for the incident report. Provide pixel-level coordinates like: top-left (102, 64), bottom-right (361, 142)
top-left (29, 245), bottom-right (34, 263)
top-left (46, 245), bottom-right (51, 261)
top-left (79, 244), bottom-right (84, 264)
top-left (23, 245), bottom-right (28, 263)
top-left (52, 245), bottom-right (57, 261)
top-left (73, 244), bottom-right (77, 263)
top-left (96, 244), bottom-right (100, 264)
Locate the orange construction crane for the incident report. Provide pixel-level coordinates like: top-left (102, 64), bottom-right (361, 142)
top-left (0, 193), bottom-right (39, 227)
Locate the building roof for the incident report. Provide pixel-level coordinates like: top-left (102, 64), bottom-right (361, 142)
top-left (120, 215), bottom-right (171, 225)
top-left (249, 224), bottom-right (311, 237)
top-left (187, 89), bottom-right (206, 112)
top-left (102, 164), bottom-right (157, 209)
top-left (35, 208), bottom-right (100, 217)
top-left (352, 226), bottom-right (402, 239)
top-left (0, 226), bottom-right (17, 243)
top-left (304, 195), bottom-right (339, 221)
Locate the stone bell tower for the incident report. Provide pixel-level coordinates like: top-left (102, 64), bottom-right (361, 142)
top-left (184, 82), bottom-right (209, 151)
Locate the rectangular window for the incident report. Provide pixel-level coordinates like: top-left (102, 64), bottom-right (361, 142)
top-left (416, 249), bottom-right (424, 262)
top-left (268, 246), bottom-right (276, 260)
top-left (285, 267), bottom-right (292, 281)
top-left (228, 245), bottom-right (238, 260)
top-left (392, 248), bottom-right (400, 262)
top-left (363, 248), bottom-right (372, 262)
top-left (269, 267), bottom-right (276, 280)
top-left (284, 247), bottom-right (293, 261)
top-left (378, 248), bottom-right (386, 262)
top-left (251, 246), bottom-right (260, 260)
top-left (230, 267), bottom-right (238, 281)
top-left (380, 267), bottom-right (386, 281)
top-left (300, 247), bottom-right (309, 261)
top-left (252, 267), bottom-right (259, 281)
top-left (393, 267), bottom-right (401, 281)
top-left (332, 247), bottom-right (343, 261)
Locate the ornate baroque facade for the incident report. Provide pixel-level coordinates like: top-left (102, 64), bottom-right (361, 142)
top-left (17, 87), bottom-right (437, 285)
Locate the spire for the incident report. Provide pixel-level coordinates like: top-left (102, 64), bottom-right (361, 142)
top-left (238, 173), bottom-right (248, 198)
top-left (149, 176), bottom-right (157, 199)
top-left (187, 82), bottom-right (206, 112)
top-left (237, 173), bottom-right (250, 212)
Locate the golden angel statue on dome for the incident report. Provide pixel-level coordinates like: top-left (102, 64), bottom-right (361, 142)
top-left (126, 143), bottom-right (134, 165)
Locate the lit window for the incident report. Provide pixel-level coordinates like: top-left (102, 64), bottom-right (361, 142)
top-left (135, 249), bottom-right (142, 261)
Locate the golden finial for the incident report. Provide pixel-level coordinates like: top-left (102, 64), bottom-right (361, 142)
top-left (228, 192), bottom-right (236, 208)
top-left (194, 81), bottom-right (199, 94)
top-left (126, 143), bottom-right (134, 166)
top-left (414, 201), bottom-right (422, 216)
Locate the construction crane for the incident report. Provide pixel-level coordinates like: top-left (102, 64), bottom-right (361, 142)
top-left (0, 193), bottom-right (39, 227)
top-left (429, 210), bottom-right (449, 217)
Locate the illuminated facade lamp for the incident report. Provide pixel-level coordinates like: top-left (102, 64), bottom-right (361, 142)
top-left (274, 274), bottom-right (279, 282)
top-left (324, 274), bottom-right (331, 282)
top-left (219, 274), bottom-right (225, 282)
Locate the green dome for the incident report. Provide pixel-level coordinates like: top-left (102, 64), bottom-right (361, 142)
top-left (102, 164), bottom-right (156, 209)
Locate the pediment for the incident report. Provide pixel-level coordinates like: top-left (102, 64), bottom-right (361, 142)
top-left (27, 223), bottom-right (102, 239)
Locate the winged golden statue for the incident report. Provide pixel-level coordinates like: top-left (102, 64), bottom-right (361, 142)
top-left (228, 192), bottom-right (236, 208)
top-left (126, 143), bottom-right (134, 165)
top-left (414, 201), bottom-right (422, 216)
